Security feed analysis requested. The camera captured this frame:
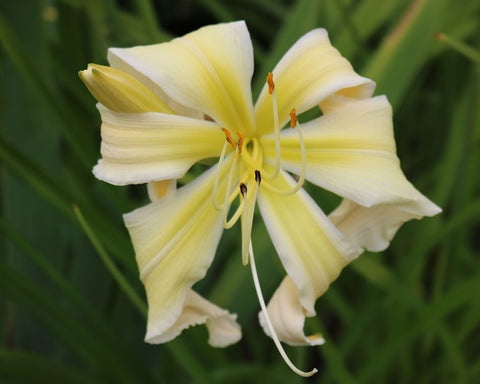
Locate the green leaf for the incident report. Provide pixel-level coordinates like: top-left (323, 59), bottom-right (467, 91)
top-left (0, 348), bottom-right (103, 384)
top-left (252, 0), bottom-right (322, 97)
top-left (363, 0), bottom-right (449, 109)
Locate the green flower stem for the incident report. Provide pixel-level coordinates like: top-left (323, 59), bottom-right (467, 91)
top-left (73, 204), bottom-right (148, 317)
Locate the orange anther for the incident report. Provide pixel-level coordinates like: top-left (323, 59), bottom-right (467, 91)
top-left (267, 72), bottom-right (275, 95)
top-left (237, 132), bottom-right (244, 153)
top-left (289, 108), bottom-right (297, 128)
top-left (221, 127), bottom-right (235, 148)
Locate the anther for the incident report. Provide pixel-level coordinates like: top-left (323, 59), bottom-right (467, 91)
top-left (240, 183), bottom-right (247, 196)
top-left (255, 170), bottom-right (261, 184)
top-left (267, 72), bottom-right (275, 95)
top-left (290, 108), bottom-right (297, 128)
top-left (237, 132), bottom-right (244, 153)
top-left (221, 127), bottom-right (235, 148)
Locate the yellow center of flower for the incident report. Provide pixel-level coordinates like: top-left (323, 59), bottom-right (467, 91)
top-left (212, 73), bottom-right (307, 262)
top-left (211, 73), bottom-right (316, 377)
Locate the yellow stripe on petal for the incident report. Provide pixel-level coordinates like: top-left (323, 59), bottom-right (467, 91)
top-left (257, 170), bottom-right (360, 316)
top-left (108, 21), bottom-right (256, 136)
top-left (93, 105), bottom-right (225, 185)
top-left (123, 162), bottom-right (232, 344)
top-left (255, 28), bottom-right (375, 137)
top-left (262, 96), bottom-right (441, 216)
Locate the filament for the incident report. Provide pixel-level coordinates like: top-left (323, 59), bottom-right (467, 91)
top-left (212, 141), bottom-right (230, 210)
top-left (263, 72), bottom-right (281, 180)
top-left (262, 116), bottom-right (306, 195)
top-left (221, 152), bottom-right (240, 226)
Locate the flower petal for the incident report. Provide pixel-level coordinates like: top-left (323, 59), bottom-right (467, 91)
top-left (147, 179), bottom-right (177, 202)
top-left (151, 289), bottom-right (241, 347)
top-left (261, 96), bottom-right (441, 216)
top-left (123, 162), bottom-right (231, 343)
top-left (259, 276), bottom-right (325, 346)
top-left (93, 105), bottom-right (225, 185)
top-left (255, 28), bottom-right (374, 136)
top-left (329, 198), bottom-right (434, 252)
top-left (79, 64), bottom-right (173, 113)
top-left (257, 170), bottom-right (360, 316)
top-left (108, 21), bottom-right (256, 136)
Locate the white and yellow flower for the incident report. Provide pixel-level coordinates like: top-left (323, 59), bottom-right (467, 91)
top-left (80, 21), bottom-right (441, 376)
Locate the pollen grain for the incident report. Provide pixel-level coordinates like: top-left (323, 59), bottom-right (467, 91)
top-left (267, 72), bottom-right (275, 95)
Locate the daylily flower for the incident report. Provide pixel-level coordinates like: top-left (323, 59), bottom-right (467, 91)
top-left (80, 21), bottom-right (441, 376)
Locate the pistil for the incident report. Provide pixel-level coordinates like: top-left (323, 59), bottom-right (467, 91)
top-left (240, 170), bottom-right (261, 265)
top-left (248, 242), bottom-right (318, 377)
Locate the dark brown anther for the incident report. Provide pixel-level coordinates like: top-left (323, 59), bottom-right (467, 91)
top-left (255, 170), bottom-right (261, 184)
top-left (240, 183), bottom-right (247, 196)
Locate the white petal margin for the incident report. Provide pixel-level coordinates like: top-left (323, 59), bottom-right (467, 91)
top-left (329, 199), bottom-right (440, 253)
top-left (259, 276), bottom-right (325, 346)
top-left (123, 161), bottom-right (234, 345)
top-left (262, 96), bottom-right (441, 217)
top-left (257, 170), bottom-right (360, 317)
top-left (157, 290), bottom-right (242, 347)
top-left (108, 21), bottom-right (256, 136)
top-left (255, 28), bottom-right (375, 137)
top-left (94, 105), bottom-right (224, 185)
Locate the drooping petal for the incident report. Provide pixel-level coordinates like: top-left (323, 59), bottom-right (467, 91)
top-left (143, 168), bottom-right (239, 347)
top-left (329, 199), bottom-right (433, 252)
top-left (93, 105), bottom-right (225, 185)
top-left (257, 170), bottom-right (360, 317)
top-left (261, 96), bottom-right (441, 217)
top-left (255, 28), bottom-right (375, 136)
top-left (108, 21), bottom-right (256, 136)
top-left (259, 276), bottom-right (325, 346)
top-left (151, 290), bottom-right (241, 347)
top-left (123, 162), bottom-right (232, 344)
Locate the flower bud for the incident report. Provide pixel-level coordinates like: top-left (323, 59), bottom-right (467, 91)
top-left (79, 64), bottom-right (173, 113)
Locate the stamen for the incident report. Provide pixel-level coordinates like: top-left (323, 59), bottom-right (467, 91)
top-left (237, 132), bottom-right (244, 153)
top-left (223, 160), bottom-right (251, 229)
top-left (221, 153), bottom-right (240, 226)
top-left (223, 199), bottom-right (244, 229)
top-left (267, 72), bottom-right (275, 94)
top-left (255, 170), bottom-right (261, 184)
top-left (262, 115), bottom-right (306, 195)
top-left (239, 183), bottom-right (247, 197)
top-left (212, 141), bottom-right (230, 210)
top-left (221, 127), bottom-right (235, 148)
top-left (289, 108), bottom-right (297, 128)
top-left (248, 242), bottom-right (318, 377)
top-left (264, 72), bottom-right (281, 180)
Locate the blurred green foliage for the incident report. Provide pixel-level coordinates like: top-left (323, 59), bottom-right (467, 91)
top-left (1, 0), bottom-right (479, 383)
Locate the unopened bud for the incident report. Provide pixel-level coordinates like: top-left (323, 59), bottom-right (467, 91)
top-left (79, 64), bottom-right (173, 113)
